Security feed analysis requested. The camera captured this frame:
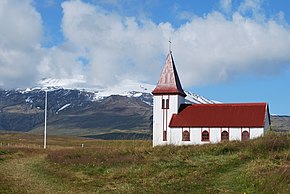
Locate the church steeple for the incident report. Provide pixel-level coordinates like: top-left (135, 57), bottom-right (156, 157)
top-left (152, 52), bottom-right (186, 97)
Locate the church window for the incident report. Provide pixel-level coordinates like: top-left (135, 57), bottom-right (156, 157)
top-left (182, 130), bottom-right (190, 141)
top-left (163, 131), bottom-right (167, 141)
top-left (221, 131), bottom-right (229, 141)
top-left (166, 99), bottom-right (169, 109)
top-left (202, 130), bottom-right (209, 141)
top-left (242, 131), bottom-right (249, 141)
top-left (162, 99), bottom-right (169, 109)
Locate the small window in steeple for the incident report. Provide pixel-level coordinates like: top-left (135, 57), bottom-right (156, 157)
top-left (163, 131), bottom-right (167, 141)
top-left (166, 99), bottom-right (169, 109)
top-left (162, 99), bottom-right (169, 109)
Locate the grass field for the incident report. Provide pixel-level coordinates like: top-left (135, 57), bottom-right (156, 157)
top-left (0, 132), bottom-right (289, 193)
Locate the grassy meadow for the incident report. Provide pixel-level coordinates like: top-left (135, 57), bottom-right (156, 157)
top-left (0, 132), bottom-right (289, 193)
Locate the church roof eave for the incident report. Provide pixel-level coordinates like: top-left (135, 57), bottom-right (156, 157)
top-left (152, 87), bottom-right (187, 97)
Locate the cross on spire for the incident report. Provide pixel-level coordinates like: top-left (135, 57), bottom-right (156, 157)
top-left (169, 38), bottom-right (172, 53)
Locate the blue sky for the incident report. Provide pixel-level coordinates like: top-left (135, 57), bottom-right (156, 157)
top-left (0, 0), bottom-right (290, 115)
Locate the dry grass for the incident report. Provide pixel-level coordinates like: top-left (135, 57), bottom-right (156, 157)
top-left (0, 132), bottom-right (289, 193)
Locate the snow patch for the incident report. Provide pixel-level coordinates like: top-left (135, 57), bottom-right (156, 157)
top-left (25, 88), bottom-right (32, 92)
top-left (25, 97), bottom-right (33, 103)
top-left (92, 79), bottom-right (155, 100)
top-left (185, 91), bottom-right (219, 104)
top-left (133, 93), bottom-right (142, 97)
top-left (56, 103), bottom-right (71, 114)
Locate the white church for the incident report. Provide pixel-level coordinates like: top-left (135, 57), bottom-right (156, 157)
top-left (152, 51), bottom-right (271, 146)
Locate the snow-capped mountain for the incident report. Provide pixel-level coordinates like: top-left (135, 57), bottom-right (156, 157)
top-left (34, 78), bottom-right (217, 105)
top-left (0, 78), bottom-right (216, 138)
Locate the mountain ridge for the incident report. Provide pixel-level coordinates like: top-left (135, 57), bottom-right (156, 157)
top-left (0, 78), bottom-right (288, 139)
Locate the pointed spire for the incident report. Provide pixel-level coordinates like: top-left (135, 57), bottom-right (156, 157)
top-left (152, 52), bottom-right (186, 97)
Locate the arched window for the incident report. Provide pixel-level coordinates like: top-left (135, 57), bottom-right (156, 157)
top-left (182, 130), bottom-right (190, 141)
top-left (221, 131), bottom-right (229, 141)
top-left (202, 130), bottom-right (209, 141)
top-left (242, 131), bottom-right (249, 141)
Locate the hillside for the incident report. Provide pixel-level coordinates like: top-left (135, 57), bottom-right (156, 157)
top-left (271, 115), bottom-right (290, 132)
top-left (0, 80), bottom-right (289, 139)
top-left (0, 88), bottom-right (153, 138)
top-left (0, 132), bottom-right (289, 193)
top-left (0, 80), bottom-right (216, 138)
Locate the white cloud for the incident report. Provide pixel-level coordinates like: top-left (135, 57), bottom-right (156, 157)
top-left (61, 0), bottom-right (170, 86)
top-left (0, 0), bottom-right (42, 88)
top-left (0, 0), bottom-right (84, 88)
top-left (173, 12), bottom-right (290, 86)
top-left (37, 45), bottom-right (83, 79)
top-left (1, 0), bottom-right (290, 89)
top-left (60, 0), bottom-right (290, 88)
top-left (220, 0), bottom-right (232, 14)
top-left (238, 0), bottom-right (265, 21)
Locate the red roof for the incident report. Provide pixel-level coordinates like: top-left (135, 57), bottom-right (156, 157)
top-left (152, 52), bottom-right (186, 97)
top-left (169, 103), bottom-right (269, 128)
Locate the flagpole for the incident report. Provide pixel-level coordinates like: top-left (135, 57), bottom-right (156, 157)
top-left (44, 90), bottom-right (47, 149)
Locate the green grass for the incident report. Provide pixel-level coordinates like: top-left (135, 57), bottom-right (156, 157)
top-left (0, 132), bottom-right (289, 193)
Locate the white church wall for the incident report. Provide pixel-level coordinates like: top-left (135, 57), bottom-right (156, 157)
top-left (221, 128), bottom-right (228, 133)
top-left (153, 95), bottom-right (184, 147)
top-left (229, 128), bottom-right (241, 141)
top-left (168, 95), bottom-right (183, 114)
top-left (166, 95), bottom-right (181, 146)
top-left (170, 128), bottom-right (182, 145)
top-left (153, 95), bottom-right (166, 146)
top-left (210, 128), bottom-right (220, 143)
top-left (250, 128), bottom-right (264, 139)
top-left (191, 128), bottom-right (201, 144)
